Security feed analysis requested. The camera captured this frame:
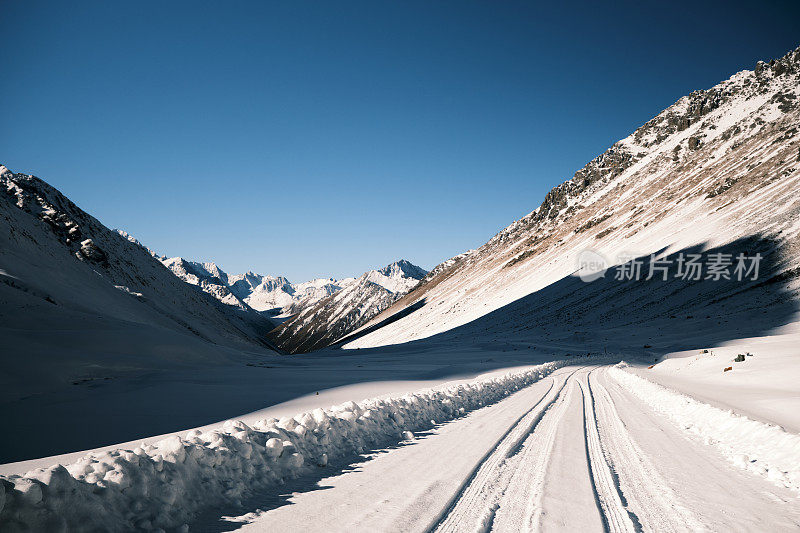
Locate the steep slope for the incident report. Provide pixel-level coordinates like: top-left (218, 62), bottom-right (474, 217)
top-left (116, 231), bottom-right (266, 313)
top-left (345, 46), bottom-right (800, 350)
top-left (0, 166), bottom-right (276, 404)
top-left (270, 260), bottom-right (427, 353)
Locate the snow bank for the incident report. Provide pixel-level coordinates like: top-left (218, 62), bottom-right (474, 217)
top-left (0, 361), bottom-right (565, 531)
top-left (610, 365), bottom-right (800, 495)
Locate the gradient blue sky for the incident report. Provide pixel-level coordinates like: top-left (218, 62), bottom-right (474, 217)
top-left (3, 1), bottom-right (799, 281)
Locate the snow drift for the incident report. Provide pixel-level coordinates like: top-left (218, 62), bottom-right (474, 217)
top-left (610, 365), bottom-right (800, 495)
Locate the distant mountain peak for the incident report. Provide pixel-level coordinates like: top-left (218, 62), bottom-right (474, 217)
top-left (111, 230), bottom-right (428, 323)
top-left (378, 259), bottom-right (427, 281)
top-left (268, 259), bottom-right (428, 353)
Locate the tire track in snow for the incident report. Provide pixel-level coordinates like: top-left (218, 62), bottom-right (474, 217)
top-left (489, 377), bottom-right (579, 532)
top-left (431, 366), bottom-right (586, 533)
top-left (579, 371), bottom-right (639, 533)
top-left (590, 368), bottom-right (706, 532)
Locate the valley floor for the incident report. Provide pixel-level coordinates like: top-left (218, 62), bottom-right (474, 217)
top-left (2, 328), bottom-right (800, 531)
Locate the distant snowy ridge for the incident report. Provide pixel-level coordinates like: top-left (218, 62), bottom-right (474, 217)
top-left (610, 365), bottom-right (800, 495)
top-left (114, 231), bottom-right (425, 343)
top-left (160, 257), bottom-right (250, 311)
top-left (113, 229), bottom-right (253, 312)
top-left (114, 229), bottom-right (147, 250)
top-left (228, 272), bottom-right (357, 315)
top-left (0, 360), bottom-right (565, 531)
top-left (116, 236), bottom-right (359, 317)
top-left (270, 259), bottom-right (428, 353)
top-left (367, 260), bottom-right (428, 294)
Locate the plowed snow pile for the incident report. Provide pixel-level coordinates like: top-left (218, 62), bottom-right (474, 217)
top-left (0, 361), bottom-right (564, 531)
top-left (610, 364), bottom-right (800, 494)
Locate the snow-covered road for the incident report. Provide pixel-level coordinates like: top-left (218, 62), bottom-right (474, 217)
top-left (3, 362), bottom-right (799, 531)
top-left (222, 365), bottom-right (800, 532)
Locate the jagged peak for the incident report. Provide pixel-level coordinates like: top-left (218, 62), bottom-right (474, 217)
top-left (377, 259), bottom-right (428, 280)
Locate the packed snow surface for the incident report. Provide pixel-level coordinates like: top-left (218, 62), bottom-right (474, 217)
top-left (223, 365), bottom-right (800, 532)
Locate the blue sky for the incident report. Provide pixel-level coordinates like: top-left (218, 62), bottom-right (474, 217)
top-left (3, 1), bottom-right (799, 281)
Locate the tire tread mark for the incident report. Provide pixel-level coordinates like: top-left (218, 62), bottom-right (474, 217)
top-left (580, 373), bottom-right (638, 533)
top-left (430, 367), bottom-right (585, 532)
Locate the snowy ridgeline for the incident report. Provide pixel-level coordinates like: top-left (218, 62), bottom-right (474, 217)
top-left (154, 252), bottom-right (426, 318)
top-left (0, 361), bottom-right (565, 531)
top-left (610, 365), bottom-right (800, 495)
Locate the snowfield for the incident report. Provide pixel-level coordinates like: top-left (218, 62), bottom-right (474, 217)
top-left (227, 365), bottom-right (800, 532)
top-left (0, 361), bottom-right (565, 531)
top-left (3, 359), bottom-right (800, 532)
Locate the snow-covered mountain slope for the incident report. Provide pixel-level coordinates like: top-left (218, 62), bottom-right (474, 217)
top-left (116, 230), bottom-right (257, 312)
top-left (270, 260), bottom-right (427, 353)
top-left (345, 46), bottom-right (800, 350)
top-left (0, 166), bottom-right (277, 405)
top-left (365, 260), bottom-right (427, 294)
top-left (5, 48), bottom-right (800, 533)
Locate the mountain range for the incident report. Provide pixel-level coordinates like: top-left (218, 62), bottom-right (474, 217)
top-left (1, 45), bottom-right (798, 443)
top-left (155, 254), bottom-right (356, 316)
top-left (113, 228), bottom-right (429, 352)
top-left (151, 251), bottom-right (428, 352)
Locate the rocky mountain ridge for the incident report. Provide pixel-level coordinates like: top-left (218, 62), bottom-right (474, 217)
top-left (268, 259), bottom-right (428, 353)
top-left (115, 230), bottom-right (359, 318)
top-left (344, 46), bottom-right (800, 349)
